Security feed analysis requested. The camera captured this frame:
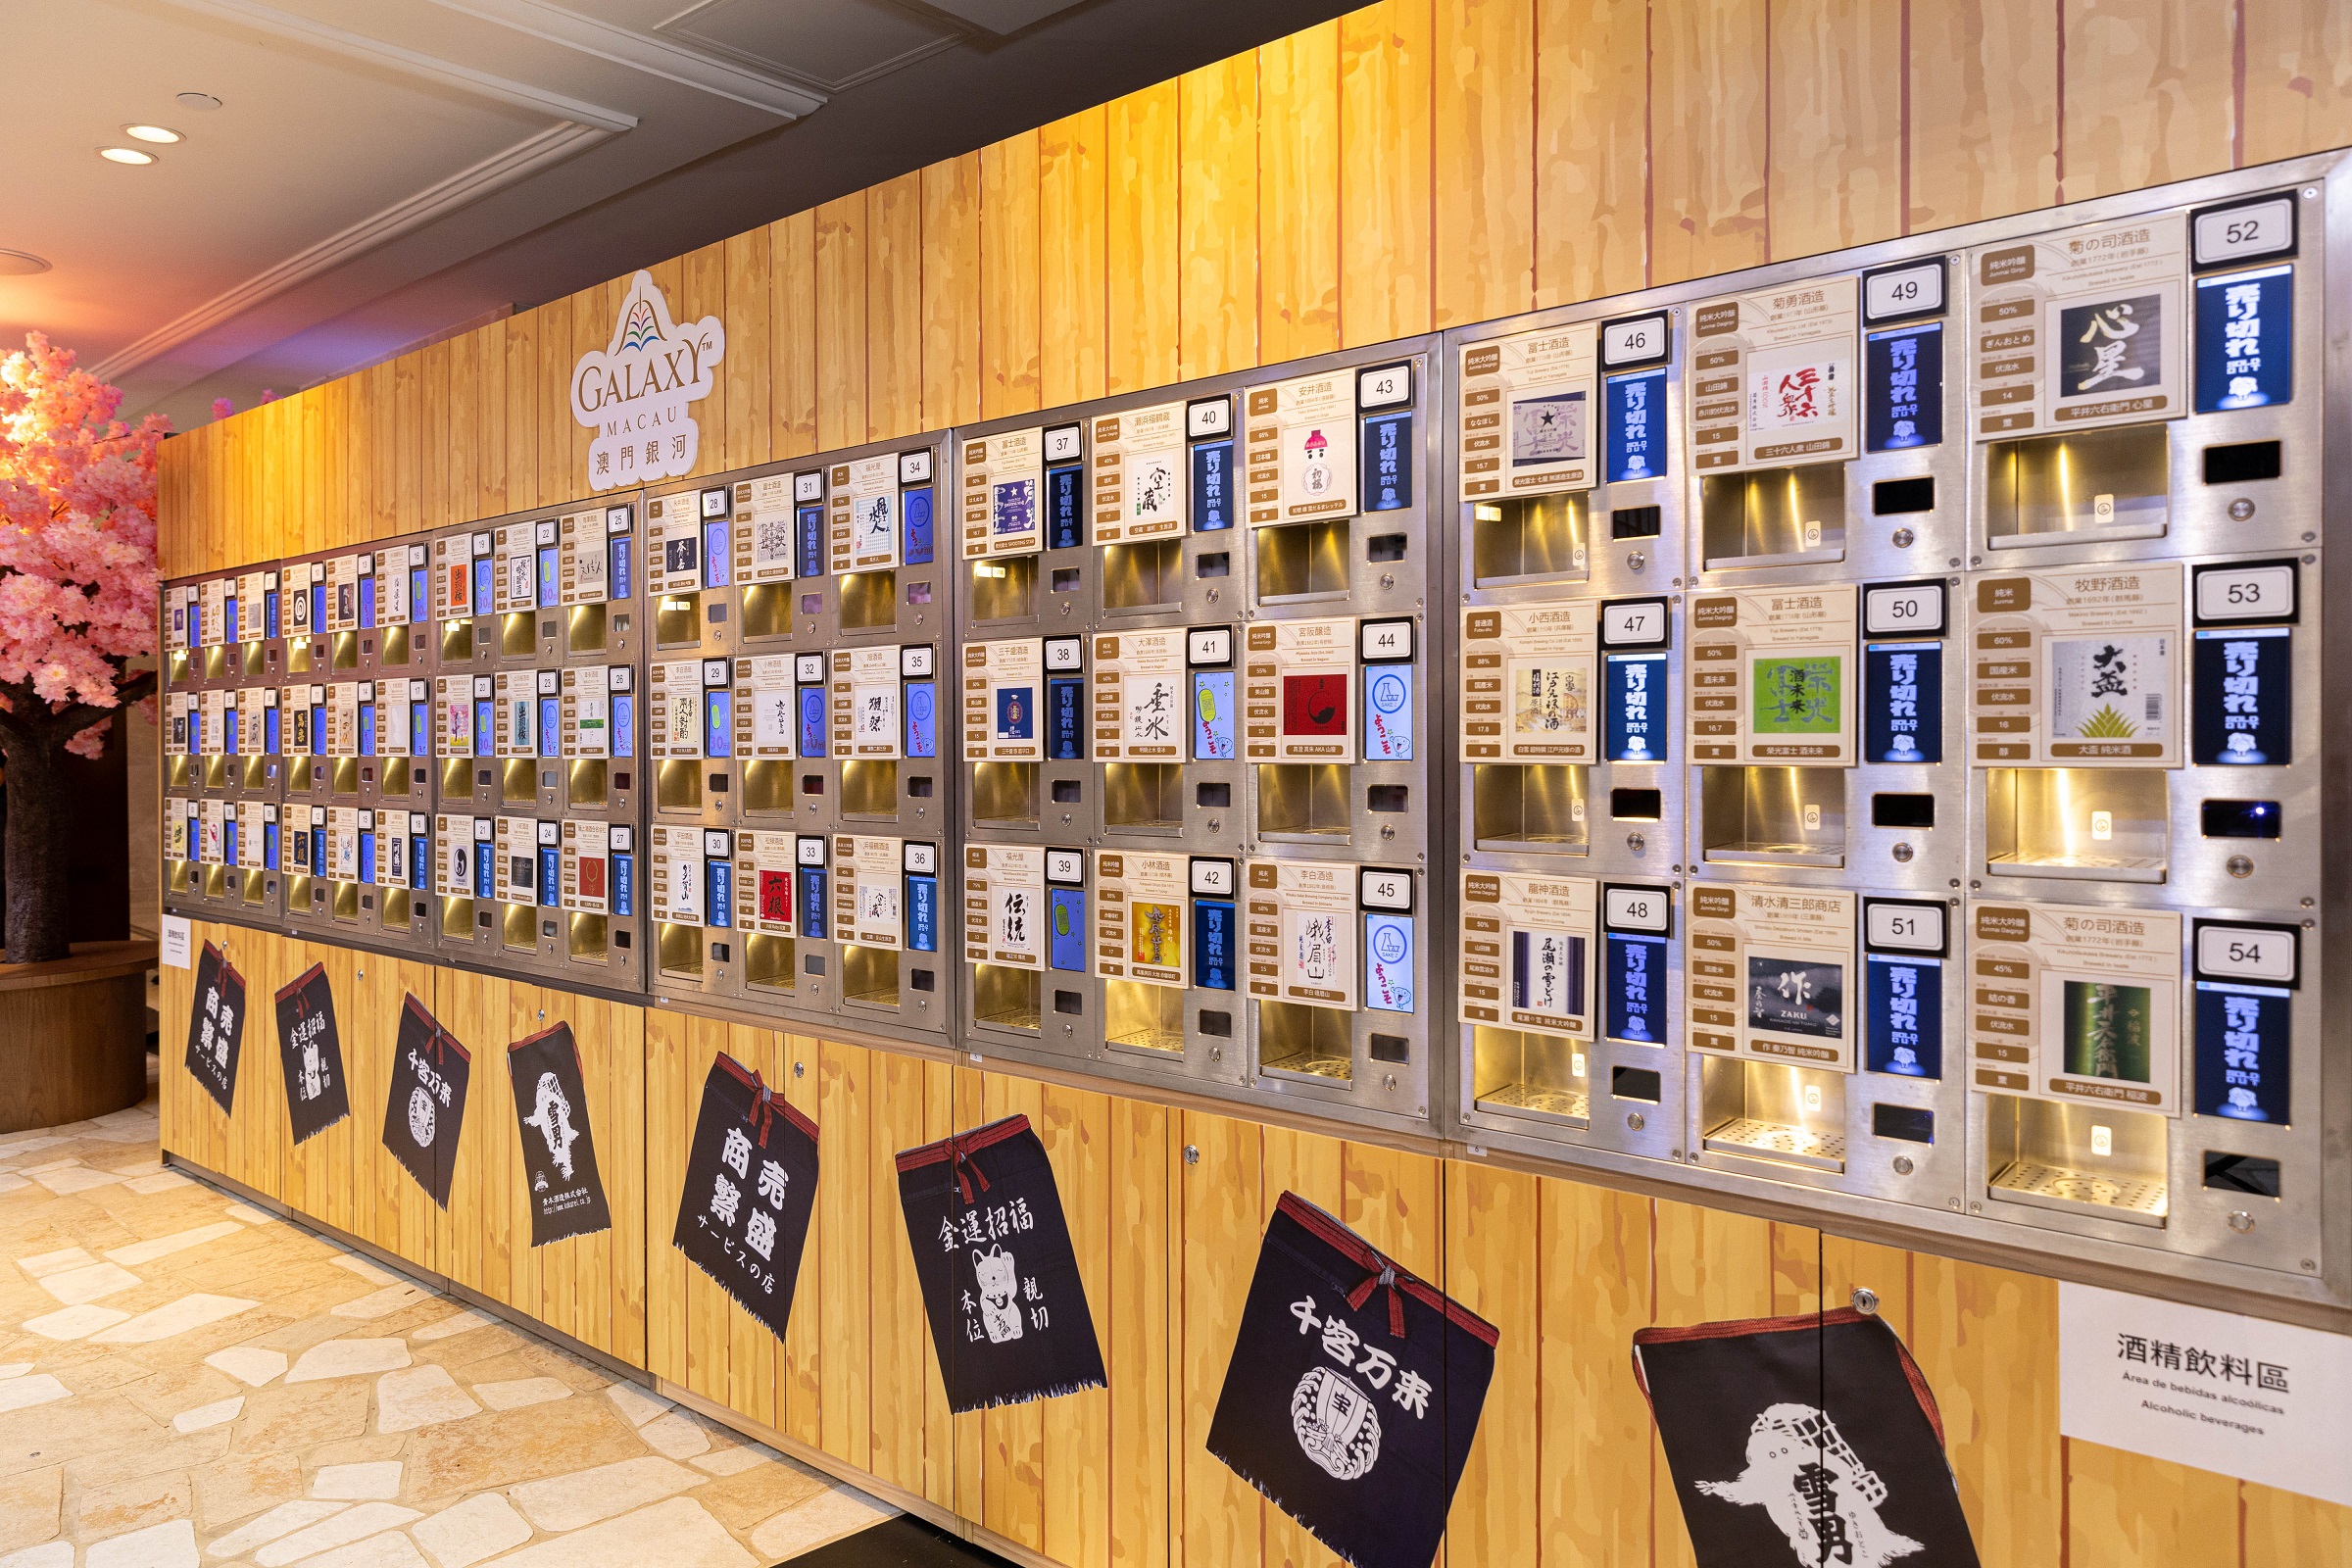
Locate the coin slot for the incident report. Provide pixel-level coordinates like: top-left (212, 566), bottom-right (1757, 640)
top-left (1872, 1103), bottom-right (1936, 1144)
top-left (2201, 440), bottom-right (2280, 485)
top-left (2202, 1152), bottom-right (2280, 1197)
top-left (1872, 476), bottom-right (1936, 515)
top-left (1368, 1034), bottom-right (1409, 1063)
top-left (1610, 505), bottom-right (1662, 539)
top-left (1871, 793), bottom-right (1936, 829)
top-left (2199, 799), bottom-right (2280, 839)
top-left (1609, 787), bottom-right (1662, 820)
top-left (1199, 1008), bottom-right (1233, 1038)
top-left (1196, 781), bottom-right (1231, 808)
top-left (906, 775), bottom-right (935, 798)
top-left (1051, 777), bottom-right (1084, 805)
top-left (1366, 784), bottom-right (1408, 813)
top-left (1611, 1065), bottom-right (1662, 1102)
top-left (1366, 533), bottom-right (1407, 563)
top-left (1197, 552), bottom-right (1231, 578)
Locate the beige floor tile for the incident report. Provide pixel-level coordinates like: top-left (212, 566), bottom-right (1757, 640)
top-left (467, 1377), bottom-right (567, 1412)
top-left (201, 1496), bottom-right (345, 1556)
top-left (286, 1340), bottom-right (411, 1384)
top-left (0, 1467), bottom-right (61, 1554)
top-left (92, 1297), bottom-right (257, 1347)
top-left (0, 1376), bottom-right (70, 1414)
top-left (746, 1488), bottom-right (894, 1562)
top-left (83, 1516), bottom-right (196, 1568)
top-left (73, 1470), bottom-right (191, 1541)
top-left (510, 1455), bottom-right (700, 1532)
top-left (203, 1348), bottom-right (286, 1388)
top-left (371, 1367), bottom-right (477, 1434)
top-left (104, 1225), bottom-right (242, 1269)
top-left (36, 1263), bottom-right (141, 1306)
top-left (409, 1494), bottom-right (530, 1568)
top-left (311, 1461), bottom-right (403, 1501)
top-left (398, 1396), bottom-right (645, 1500)
top-left (688, 1455), bottom-right (830, 1530)
top-left (190, 1451), bottom-right (305, 1530)
top-left (170, 1396), bottom-right (242, 1433)
top-left (300, 1530), bottom-right (431, 1568)
top-left (637, 1410), bottom-right (710, 1459)
top-left (231, 1381), bottom-right (370, 1456)
top-left (250, 1502), bottom-right (420, 1567)
top-left (488, 1495), bottom-right (753, 1568)
top-left (0, 1542), bottom-right (70, 1568)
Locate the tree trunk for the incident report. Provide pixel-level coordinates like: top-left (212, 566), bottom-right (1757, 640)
top-left (0, 725), bottom-right (69, 965)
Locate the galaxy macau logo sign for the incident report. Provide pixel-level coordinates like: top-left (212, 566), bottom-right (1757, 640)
top-left (571, 270), bottom-right (727, 491)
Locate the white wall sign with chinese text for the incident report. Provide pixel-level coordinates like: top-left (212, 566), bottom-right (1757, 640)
top-left (571, 270), bottom-right (727, 491)
top-left (2059, 1281), bottom-right (2352, 1505)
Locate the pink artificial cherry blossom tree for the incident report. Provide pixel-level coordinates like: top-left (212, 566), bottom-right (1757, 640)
top-left (0, 333), bottom-right (169, 963)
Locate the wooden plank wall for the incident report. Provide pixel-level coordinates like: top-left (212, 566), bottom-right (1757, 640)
top-left (153, 2), bottom-right (2352, 1563)
top-left (157, 920), bottom-right (2350, 1567)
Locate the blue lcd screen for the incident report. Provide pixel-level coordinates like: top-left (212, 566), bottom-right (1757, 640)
top-left (1049, 888), bottom-right (1087, 972)
top-left (1361, 414), bottom-right (1413, 512)
top-left (1603, 652), bottom-right (1669, 762)
top-left (797, 505), bottom-right (827, 579)
top-left (1193, 670), bottom-right (1237, 760)
top-left (798, 866), bottom-right (828, 940)
top-left (905, 680), bottom-right (937, 758)
top-left (537, 545), bottom-right (560, 608)
top-left (1048, 678), bottom-right (1086, 761)
top-left (903, 485), bottom-right (935, 565)
top-left (1192, 440), bottom-right (1235, 531)
top-left (1047, 465), bottom-right (1086, 551)
top-left (1362, 664), bottom-right (1414, 761)
top-left (2192, 625), bottom-right (2290, 765)
top-left (1603, 368), bottom-right (1668, 483)
top-left (1193, 899), bottom-right (1236, 990)
top-left (2194, 980), bottom-right (2290, 1121)
top-left (798, 687), bottom-right (829, 760)
top-left (705, 690), bottom-right (732, 759)
top-left (1865, 322), bottom-right (1944, 452)
top-left (906, 875), bottom-right (938, 952)
top-left (1863, 642), bottom-right (1942, 763)
top-left (1605, 933), bottom-right (1667, 1045)
top-left (1864, 954), bottom-right (1942, 1079)
top-left (2195, 265), bottom-right (2293, 412)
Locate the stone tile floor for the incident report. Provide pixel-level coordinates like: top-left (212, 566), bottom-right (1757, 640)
top-left (0, 1092), bottom-right (894, 1568)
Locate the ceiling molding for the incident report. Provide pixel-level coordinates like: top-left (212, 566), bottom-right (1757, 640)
top-left (155, 0), bottom-right (642, 132)
top-left (423, 0), bottom-right (827, 120)
top-left (89, 121), bottom-right (612, 384)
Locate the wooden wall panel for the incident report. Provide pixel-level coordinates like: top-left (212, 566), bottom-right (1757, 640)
top-left (1534, 0), bottom-right (1650, 306)
top-left (2061, 0), bottom-right (2236, 200)
top-left (982, 133), bottom-right (1044, 418)
top-left (371, 360), bottom-right (397, 540)
top-left (1907, 0), bottom-right (2059, 229)
top-left (1107, 83), bottom-right (1181, 395)
top-left (393, 350), bottom-right (421, 534)
top-left (1649, 0), bottom-right (1771, 283)
top-left (816, 1039), bottom-right (873, 1467)
top-left (1178, 1109), bottom-right (1263, 1568)
top-left (1539, 1181), bottom-right (1653, 1566)
top-left (1339, 0), bottom-right (1434, 347)
top-left (478, 318), bottom-right (510, 521)
top-left (1108, 1095), bottom-right (1174, 1568)
top-left (869, 172), bottom-right (924, 444)
top-left (532, 296), bottom-right (573, 507)
top-left (1434, 0), bottom-right (1537, 326)
top-left (421, 342), bottom-right (450, 530)
top-left (781, 1032), bottom-right (824, 1449)
top-left (566, 280), bottom-right (609, 495)
top-left (1912, 1255), bottom-right (2064, 1567)
top-left (2242, 0), bottom-right (2352, 167)
top-left (724, 227), bottom-right (773, 470)
top-left (1259, 22), bottom-right (1343, 365)
top-left (1443, 1162), bottom-right (1539, 1568)
top-left (921, 154), bottom-right (984, 431)
top-left (1178, 51), bottom-right (1260, 379)
top-left (2067, 1442), bottom-right (2240, 1567)
top-left (1768, 0), bottom-right (1906, 259)
top-left (1258, 1123), bottom-right (1345, 1568)
top-left (816, 196), bottom-right (870, 456)
top-left (773, 212), bottom-right (819, 462)
top-left (1040, 109), bottom-right (1108, 411)
top-left (682, 247), bottom-right (728, 479)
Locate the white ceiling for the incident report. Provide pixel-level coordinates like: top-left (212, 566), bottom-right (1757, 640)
top-left (0, 0), bottom-right (1351, 431)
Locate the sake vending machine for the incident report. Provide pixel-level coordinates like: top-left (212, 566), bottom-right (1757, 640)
top-left (1958, 159), bottom-right (2337, 1293)
top-left (427, 522), bottom-right (497, 813)
top-left (707, 433), bottom-right (953, 1040)
top-left (1448, 300), bottom-right (1689, 1164)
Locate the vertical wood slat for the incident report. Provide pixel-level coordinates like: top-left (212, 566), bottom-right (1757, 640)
top-left (1649, 0), bottom-right (1772, 284)
top-left (1535, 0), bottom-right (1651, 306)
top-left (724, 227), bottom-right (774, 470)
top-left (681, 247), bottom-right (728, 479)
top-left (1257, 22), bottom-right (1343, 365)
top-left (922, 154), bottom-right (984, 432)
top-left (816, 196), bottom-right (869, 456)
top-left (1907, 0), bottom-right (2060, 229)
top-left (1339, 0), bottom-right (1434, 348)
top-left (1434, 0), bottom-right (1538, 326)
top-left (773, 212), bottom-right (819, 462)
top-left (1107, 83), bottom-right (1181, 395)
top-left (1768, 0), bottom-right (1907, 259)
top-left (1911, 1255), bottom-right (2065, 1567)
top-left (869, 172), bottom-right (924, 443)
top-left (1177, 51), bottom-right (1260, 380)
top-left (2240, 0), bottom-right (2352, 167)
top-left (2060, 0), bottom-right (2236, 200)
top-left (1039, 109), bottom-right (1109, 411)
top-left (569, 279), bottom-right (611, 496)
top-left (533, 296), bottom-right (572, 508)
top-left (982, 132), bottom-right (1044, 418)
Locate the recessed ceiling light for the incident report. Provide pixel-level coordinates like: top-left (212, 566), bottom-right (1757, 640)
top-left (99, 146), bottom-right (155, 166)
top-left (0, 250), bottom-right (50, 277)
top-left (123, 124), bottom-right (182, 144)
top-left (175, 91), bottom-right (222, 112)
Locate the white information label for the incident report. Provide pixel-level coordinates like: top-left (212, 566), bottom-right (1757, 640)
top-left (2060, 1281), bottom-right (2352, 1507)
top-left (1863, 261), bottom-right (1945, 321)
top-left (2194, 564), bottom-right (2294, 623)
top-left (2195, 923), bottom-right (2296, 984)
top-left (1356, 363), bottom-right (1411, 410)
top-left (1358, 868), bottom-right (1413, 912)
top-left (1188, 626), bottom-right (1233, 666)
top-left (2192, 196), bottom-right (2296, 269)
top-left (1603, 885), bottom-right (1670, 933)
top-left (1600, 599), bottom-right (1668, 648)
top-left (1191, 858), bottom-right (1235, 897)
top-left (1865, 901), bottom-right (1945, 954)
top-left (161, 914), bottom-right (193, 970)
top-left (1865, 582), bottom-right (1945, 636)
top-left (1045, 849), bottom-right (1085, 885)
top-left (1600, 314), bottom-right (1669, 367)
top-left (1359, 618), bottom-right (1414, 662)
top-left (1187, 398), bottom-right (1231, 438)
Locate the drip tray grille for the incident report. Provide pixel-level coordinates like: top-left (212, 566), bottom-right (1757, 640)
top-left (1986, 852), bottom-right (2166, 884)
top-left (975, 1004), bottom-right (1042, 1034)
top-left (1704, 1117), bottom-right (1846, 1172)
top-left (1262, 1054), bottom-right (1354, 1083)
top-left (1108, 1025), bottom-right (1186, 1055)
top-left (1990, 1160), bottom-right (2169, 1226)
top-left (1479, 1082), bottom-right (1591, 1125)
top-left (1704, 842), bottom-right (1846, 867)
